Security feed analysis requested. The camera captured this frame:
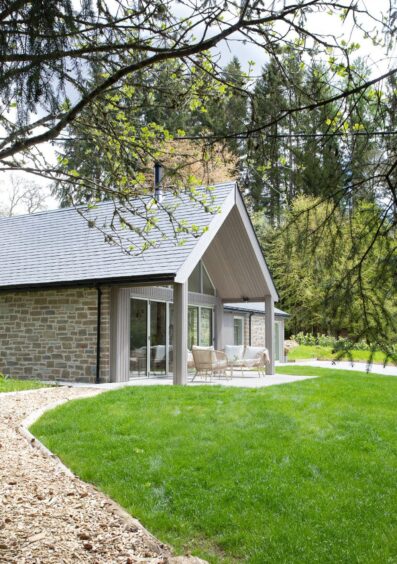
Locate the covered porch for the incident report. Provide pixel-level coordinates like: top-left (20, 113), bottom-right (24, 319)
top-left (110, 189), bottom-right (279, 385)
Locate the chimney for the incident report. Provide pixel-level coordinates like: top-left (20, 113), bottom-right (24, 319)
top-left (154, 162), bottom-right (164, 203)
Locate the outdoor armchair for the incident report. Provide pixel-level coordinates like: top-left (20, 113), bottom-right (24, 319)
top-left (191, 346), bottom-right (232, 381)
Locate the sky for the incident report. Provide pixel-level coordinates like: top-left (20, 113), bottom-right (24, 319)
top-left (0, 0), bottom-right (395, 215)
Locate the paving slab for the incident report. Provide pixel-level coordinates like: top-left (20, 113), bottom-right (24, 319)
top-left (55, 373), bottom-right (315, 390)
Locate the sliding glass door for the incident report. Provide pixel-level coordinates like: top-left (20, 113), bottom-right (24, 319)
top-left (130, 298), bottom-right (148, 376)
top-left (130, 298), bottom-right (169, 378)
top-left (130, 298), bottom-right (214, 377)
top-left (150, 301), bottom-right (167, 374)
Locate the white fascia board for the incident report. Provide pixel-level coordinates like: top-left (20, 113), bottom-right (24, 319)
top-left (235, 190), bottom-right (279, 301)
top-left (175, 185), bottom-right (236, 283)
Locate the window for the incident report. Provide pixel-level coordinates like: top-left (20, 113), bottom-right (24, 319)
top-left (202, 266), bottom-right (215, 296)
top-left (188, 306), bottom-right (199, 349)
top-left (188, 305), bottom-right (213, 348)
top-left (188, 261), bottom-right (215, 296)
top-left (200, 308), bottom-right (213, 346)
top-left (233, 317), bottom-right (244, 346)
top-left (188, 263), bottom-right (201, 293)
top-left (275, 321), bottom-right (280, 361)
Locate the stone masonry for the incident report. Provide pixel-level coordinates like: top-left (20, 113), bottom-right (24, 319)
top-left (0, 286), bottom-right (111, 383)
top-left (251, 315), bottom-right (266, 347)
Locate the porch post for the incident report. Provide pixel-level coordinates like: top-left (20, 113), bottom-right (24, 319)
top-left (265, 294), bottom-right (275, 375)
top-left (173, 281), bottom-right (188, 385)
top-left (215, 297), bottom-right (224, 350)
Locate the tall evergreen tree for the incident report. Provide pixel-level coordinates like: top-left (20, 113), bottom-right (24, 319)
top-left (297, 62), bottom-right (345, 201)
top-left (200, 57), bottom-right (249, 157)
top-left (249, 54), bottom-right (288, 225)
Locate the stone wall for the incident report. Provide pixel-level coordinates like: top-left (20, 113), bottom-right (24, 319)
top-left (250, 315), bottom-right (286, 361)
top-left (0, 286), bottom-right (111, 383)
top-left (251, 315), bottom-right (266, 347)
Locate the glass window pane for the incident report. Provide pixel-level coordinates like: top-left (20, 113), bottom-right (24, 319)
top-left (275, 322), bottom-right (280, 361)
top-left (202, 266), bottom-right (215, 296)
top-left (200, 308), bottom-right (213, 347)
top-left (150, 301), bottom-right (167, 374)
top-left (233, 318), bottom-right (243, 346)
top-left (188, 263), bottom-right (201, 293)
top-left (188, 306), bottom-right (199, 349)
top-left (130, 299), bottom-right (148, 376)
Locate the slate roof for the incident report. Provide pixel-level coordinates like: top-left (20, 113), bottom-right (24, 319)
top-left (224, 302), bottom-right (289, 317)
top-left (0, 182), bottom-right (235, 290)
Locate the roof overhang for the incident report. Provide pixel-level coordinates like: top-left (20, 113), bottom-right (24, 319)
top-left (175, 185), bottom-right (278, 301)
top-left (0, 273), bottom-right (176, 293)
top-left (223, 304), bottom-right (290, 317)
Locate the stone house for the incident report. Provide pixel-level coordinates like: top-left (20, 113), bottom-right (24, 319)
top-left (0, 181), bottom-right (287, 384)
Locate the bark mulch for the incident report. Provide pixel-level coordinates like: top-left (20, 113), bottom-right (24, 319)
top-left (0, 386), bottom-right (205, 564)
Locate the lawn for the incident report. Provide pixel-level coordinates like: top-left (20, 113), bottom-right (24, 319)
top-left (0, 375), bottom-right (48, 393)
top-left (31, 370), bottom-right (397, 563)
top-left (287, 344), bottom-right (396, 364)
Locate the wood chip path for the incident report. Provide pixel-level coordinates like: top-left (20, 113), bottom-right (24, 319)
top-left (0, 386), bottom-right (205, 564)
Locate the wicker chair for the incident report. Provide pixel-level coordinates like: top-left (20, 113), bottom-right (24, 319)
top-left (191, 345), bottom-right (231, 381)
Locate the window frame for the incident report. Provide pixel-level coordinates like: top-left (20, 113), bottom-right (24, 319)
top-left (233, 316), bottom-right (245, 346)
top-left (187, 305), bottom-right (215, 349)
top-left (188, 261), bottom-right (216, 296)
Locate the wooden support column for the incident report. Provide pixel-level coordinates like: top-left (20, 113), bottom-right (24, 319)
top-left (173, 282), bottom-right (188, 385)
top-left (215, 296), bottom-right (224, 350)
top-left (110, 287), bottom-right (130, 382)
top-left (265, 294), bottom-right (275, 375)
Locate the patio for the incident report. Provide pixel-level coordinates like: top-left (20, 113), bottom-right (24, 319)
top-left (57, 370), bottom-right (315, 389)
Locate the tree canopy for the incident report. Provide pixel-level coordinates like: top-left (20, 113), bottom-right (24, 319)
top-left (1, 0), bottom-right (397, 346)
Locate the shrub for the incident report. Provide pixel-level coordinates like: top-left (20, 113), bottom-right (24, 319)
top-left (291, 332), bottom-right (372, 350)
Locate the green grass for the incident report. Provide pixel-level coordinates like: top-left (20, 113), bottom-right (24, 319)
top-left (0, 376), bottom-right (48, 393)
top-left (31, 371), bottom-right (397, 563)
top-left (287, 344), bottom-right (395, 364)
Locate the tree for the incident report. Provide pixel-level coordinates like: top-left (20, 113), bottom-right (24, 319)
top-left (200, 57), bottom-right (249, 157)
top-left (1, 0), bottom-right (397, 346)
top-left (1, 1), bottom-right (395, 194)
top-left (0, 175), bottom-right (48, 216)
top-left (53, 57), bottom-right (237, 205)
top-left (256, 196), bottom-right (397, 348)
top-left (249, 53), bottom-right (288, 225)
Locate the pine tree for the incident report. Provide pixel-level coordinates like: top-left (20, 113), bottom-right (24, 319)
top-left (200, 57), bottom-right (249, 156)
top-left (249, 55), bottom-right (288, 225)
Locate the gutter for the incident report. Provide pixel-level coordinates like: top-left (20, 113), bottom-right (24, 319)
top-left (0, 273), bottom-right (176, 293)
top-left (224, 305), bottom-right (290, 318)
top-left (96, 287), bottom-right (102, 384)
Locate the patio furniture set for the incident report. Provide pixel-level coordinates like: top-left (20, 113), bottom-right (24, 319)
top-left (131, 344), bottom-right (270, 380)
top-left (191, 344), bottom-right (270, 382)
